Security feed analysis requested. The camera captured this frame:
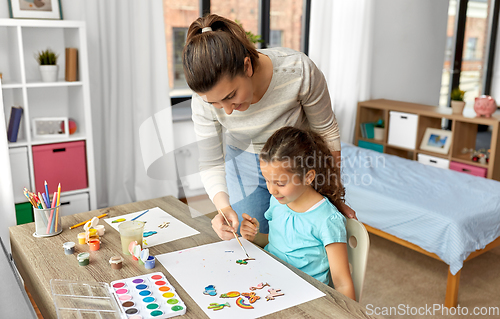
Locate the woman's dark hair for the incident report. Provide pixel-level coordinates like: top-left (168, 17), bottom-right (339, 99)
top-left (182, 14), bottom-right (260, 93)
top-left (260, 127), bottom-right (345, 207)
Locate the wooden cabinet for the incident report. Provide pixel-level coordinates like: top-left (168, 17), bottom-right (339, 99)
top-left (0, 19), bottom-right (97, 216)
top-left (355, 99), bottom-right (500, 181)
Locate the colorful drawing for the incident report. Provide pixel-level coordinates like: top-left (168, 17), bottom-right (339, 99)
top-left (208, 302), bottom-right (230, 311)
top-left (143, 231), bottom-right (157, 237)
top-left (250, 282), bottom-right (269, 291)
top-left (236, 297), bottom-right (254, 309)
top-left (266, 288), bottom-right (284, 301)
top-left (220, 291), bottom-right (240, 298)
top-left (158, 221), bottom-right (170, 229)
top-left (236, 259), bottom-right (248, 265)
top-left (112, 218), bottom-right (126, 223)
top-left (203, 285), bottom-right (217, 296)
top-left (241, 292), bottom-right (260, 303)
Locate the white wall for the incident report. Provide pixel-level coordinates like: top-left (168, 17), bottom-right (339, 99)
top-left (370, 0), bottom-right (449, 106)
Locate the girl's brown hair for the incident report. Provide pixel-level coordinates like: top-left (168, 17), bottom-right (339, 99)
top-left (182, 14), bottom-right (260, 93)
top-left (260, 127), bottom-right (345, 207)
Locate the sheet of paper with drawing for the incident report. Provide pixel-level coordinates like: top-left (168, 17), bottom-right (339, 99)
top-left (103, 207), bottom-right (200, 247)
top-left (156, 238), bottom-right (325, 319)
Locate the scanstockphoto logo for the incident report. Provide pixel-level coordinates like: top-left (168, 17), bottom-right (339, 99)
top-left (138, 100), bottom-right (386, 191)
top-left (366, 303), bottom-right (500, 317)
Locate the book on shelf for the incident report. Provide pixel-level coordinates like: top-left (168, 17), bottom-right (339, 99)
top-left (360, 122), bottom-right (375, 139)
top-left (7, 106), bottom-right (23, 142)
top-left (65, 48), bottom-right (78, 81)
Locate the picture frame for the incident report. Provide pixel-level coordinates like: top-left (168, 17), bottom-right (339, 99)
top-left (8, 0), bottom-right (62, 20)
top-left (32, 117), bottom-right (68, 138)
top-left (419, 128), bottom-right (453, 155)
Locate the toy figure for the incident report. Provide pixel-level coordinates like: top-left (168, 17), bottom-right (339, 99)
top-left (203, 285), bottom-right (217, 296)
top-left (208, 302), bottom-right (230, 310)
top-left (250, 282), bottom-right (269, 291)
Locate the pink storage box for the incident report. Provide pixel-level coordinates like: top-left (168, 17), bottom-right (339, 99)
top-left (449, 161), bottom-right (487, 178)
top-left (32, 141), bottom-right (88, 194)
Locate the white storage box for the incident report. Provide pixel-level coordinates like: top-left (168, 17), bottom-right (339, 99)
top-left (418, 154), bottom-right (450, 169)
top-left (58, 192), bottom-right (89, 216)
top-left (388, 111), bottom-right (418, 149)
top-left (9, 147), bottom-right (31, 204)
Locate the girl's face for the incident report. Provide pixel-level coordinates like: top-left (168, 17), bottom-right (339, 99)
top-left (260, 159), bottom-right (313, 206)
top-left (198, 58), bottom-right (254, 115)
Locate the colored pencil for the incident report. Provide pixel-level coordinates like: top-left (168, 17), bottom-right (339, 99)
top-left (44, 180), bottom-right (50, 208)
top-left (55, 183), bottom-right (61, 232)
top-left (217, 209), bottom-right (251, 259)
top-left (49, 192), bottom-right (57, 233)
top-left (131, 209), bottom-right (150, 221)
top-left (69, 213), bottom-right (108, 230)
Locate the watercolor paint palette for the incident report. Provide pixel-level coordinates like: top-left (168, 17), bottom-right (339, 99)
top-left (51, 272), bottom-right (186, 319)
top-left (111, 272), bottom-right (186, 318)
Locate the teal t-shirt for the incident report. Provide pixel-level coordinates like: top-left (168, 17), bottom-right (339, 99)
top-left (264, 196), bottom-right (347, 284)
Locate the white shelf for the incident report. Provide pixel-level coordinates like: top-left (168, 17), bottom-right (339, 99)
top-left (25, 81), bottom-right (83, 88)
top-left (0, 19), bottom-right (97, 215)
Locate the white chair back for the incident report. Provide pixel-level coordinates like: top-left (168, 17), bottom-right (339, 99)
top-left (345, 218), bottom-right (370, 301)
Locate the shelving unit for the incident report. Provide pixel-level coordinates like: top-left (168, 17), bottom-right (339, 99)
top-left (355, 99), bottom-right (500, 181)
top-left (0, 19), bottom-right (96, 221)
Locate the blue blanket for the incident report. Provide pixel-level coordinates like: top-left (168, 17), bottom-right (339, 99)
top-left (341, 143), bottom-right (500, 275)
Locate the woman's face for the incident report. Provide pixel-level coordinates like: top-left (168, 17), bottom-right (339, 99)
top-left (198, 59), bottom-right (254, 115)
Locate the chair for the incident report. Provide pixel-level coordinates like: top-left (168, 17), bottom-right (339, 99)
top-left (329, 218), bottom-right (370, 302)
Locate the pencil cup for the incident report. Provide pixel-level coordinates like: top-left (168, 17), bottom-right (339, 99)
top-left (33, 205), bottom-right (62, 237)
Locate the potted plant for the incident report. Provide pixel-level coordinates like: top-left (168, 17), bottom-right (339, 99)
top-left (35, 48), bottom-right (59, 82)
top-left (450, 87), bottom-right (465, 115)
top-left (373, 119), bottom-right (384, 140)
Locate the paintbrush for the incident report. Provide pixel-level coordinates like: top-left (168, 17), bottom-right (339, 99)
top-left (218, 209), bottom-right (251, 259)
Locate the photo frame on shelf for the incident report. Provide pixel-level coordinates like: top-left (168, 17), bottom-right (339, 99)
top-left (420, 128), bottom-right (453, 155)
top-left (32, 117), bottom-right (68, 138)
top-left (8, 0), bottom-right (62, 20)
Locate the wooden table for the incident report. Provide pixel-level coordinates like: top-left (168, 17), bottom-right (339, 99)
top-left (10, 196), bottom-right (379, 319)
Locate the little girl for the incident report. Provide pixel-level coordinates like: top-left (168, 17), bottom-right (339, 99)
top-left (240, 126), bottom-right (355, 300)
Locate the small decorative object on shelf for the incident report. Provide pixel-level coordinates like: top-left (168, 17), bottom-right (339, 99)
top-left (35, 48), bottom-right (59, 82)
top-left (32, 117), bottom-right (69, 138)
top-left (420, 128), bottom-right (453, 155)
top-left (474, 95), bottom-right (497, 118)
top-left (373, 119), bottom-right (384, 140)
top-left (450, 87), bottom-right (465, 115)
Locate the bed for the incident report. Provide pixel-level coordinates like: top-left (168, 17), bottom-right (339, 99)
top-left (341, 143), bottom-right (500, 308)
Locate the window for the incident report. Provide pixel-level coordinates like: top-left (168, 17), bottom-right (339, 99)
top-left (270, 0), bottom-right (303, 51)
top-left (163, 0), bottom-right (199, 93)
top-left (269, 30), bottom-right (283, 47)
top-left (440, 0), bottom-right (495, 108)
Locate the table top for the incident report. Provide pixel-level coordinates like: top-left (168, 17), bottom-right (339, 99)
top-left (9, 196), bottom-right (379, 319)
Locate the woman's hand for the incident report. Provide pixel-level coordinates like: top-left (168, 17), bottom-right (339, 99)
top-left (338, 202), bottom-right (357, 220)
top-left (211, 207), bottom-right (239, 240)
top-left (240, 213), bottom-right (259, 242)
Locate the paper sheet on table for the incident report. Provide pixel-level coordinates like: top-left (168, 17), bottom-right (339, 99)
top-left (103, 207), bottom-right (200, 247)
top-left (156, 238), bottom-right (325, 319)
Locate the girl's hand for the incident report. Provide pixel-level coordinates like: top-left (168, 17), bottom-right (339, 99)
top-left (211, 208), bottom-right (239, 240)
top-left (240, 213), bottom-right (259, 242)
top-left (337, 202), bottom-right (357, 220)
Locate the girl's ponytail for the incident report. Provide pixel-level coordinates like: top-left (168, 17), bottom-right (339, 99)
top-left (183, 14), bottom-right (260, 93)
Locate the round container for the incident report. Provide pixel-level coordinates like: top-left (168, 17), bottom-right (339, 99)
top-left (109, 256), bottom-right (124, 270)
top-left (77, 252), bottom-right (90, 266)
top-left (119, 221), bottom-right (145, 255)
top-left (89, 239), bottom-right (100, 251)
top-left (63, 242), bottom-right (75, 255)
top-left (144, 256), bottom-right (156, 269)
top-left (88, 228), bottom-right (99, 241)
top-left (77, 232), bottom-right (86, 244)
top-left (33, 205), bottom-right (62, 237)
top-left (95, 225), bottom-right (105, 236)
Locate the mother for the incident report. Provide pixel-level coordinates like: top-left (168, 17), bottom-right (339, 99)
top-left (182, 14), bottom-right (356, 240)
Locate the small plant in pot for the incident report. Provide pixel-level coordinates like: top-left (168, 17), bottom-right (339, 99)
top-left (374, 119), bottom-right (384, 140)
top-left (450, 87), bottom-right (465, 115)
top-left (35, 48), bottom-right (59, 82)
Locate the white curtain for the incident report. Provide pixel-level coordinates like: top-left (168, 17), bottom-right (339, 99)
top-left (309, 0), bottom-right (374, 144)
top-left (82, 0), bottom-right (178, 207)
